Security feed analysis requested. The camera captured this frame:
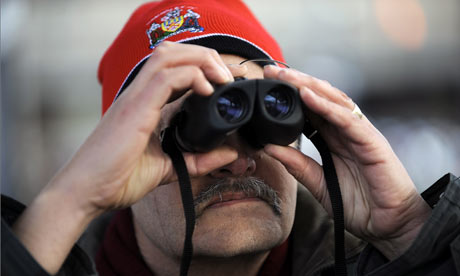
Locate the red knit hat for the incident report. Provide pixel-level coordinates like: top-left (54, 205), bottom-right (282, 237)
top-left (98, 0), bottom-right (285, 114)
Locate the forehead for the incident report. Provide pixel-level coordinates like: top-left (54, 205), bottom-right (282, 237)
top-left (159, 54), bottom-right (264, 128)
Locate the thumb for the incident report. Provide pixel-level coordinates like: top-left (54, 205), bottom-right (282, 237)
top-left (184, 145), bottom-right (238, 177)
top-left (264, 144), bottom-right (327, 202)
top-left (161, 145), bottom-right (238, 184)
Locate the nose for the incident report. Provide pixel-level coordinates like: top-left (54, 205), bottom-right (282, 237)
top-left (209, 134), bottom-right (257, 178)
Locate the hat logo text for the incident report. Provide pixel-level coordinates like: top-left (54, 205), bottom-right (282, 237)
top-left (147, 7), bottom-right (204, 48)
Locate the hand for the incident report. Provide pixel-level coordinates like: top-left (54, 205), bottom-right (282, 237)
top-left (56, 42), bottom-right (242, 214)
top-left (263, 65), bottom-right (431, 259)
top-left (12, 42), bottom-right (243, 273)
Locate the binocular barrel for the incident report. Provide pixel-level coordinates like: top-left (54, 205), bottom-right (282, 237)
top-left (173, 79), bottom-right (305, 152)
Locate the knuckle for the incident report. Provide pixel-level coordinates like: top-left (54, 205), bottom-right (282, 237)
top-left (340, 90), bottom-right (350, 99)
top-left (159, 40), bottom-right (174, 49)
top-left (310, 77), bottom-right (323, 88)
top-left (178, 66), bottom-right (203, 83)
top-left (207, 48), bottom-right (220, 58)
top-left (188, 66), bottom-right (202, 76)
top-left (278, 68), bottom-right (293, 80)
top-left (282, 68), bottom-right (306, 84)
top-left (112, 95), bottom-right (138, 122)
top-left (341, 116), bottom-right (354, 129)
top-left (153, 41), bottom-right (173, 56)
top-left (184, 66), bottom-right (204, 83)
top-left (153, 68), bottom-right (170, 83)
top-left (153, 45), bottom-right (165, 56)
top-left (305, 75), bottom-right (315, 83)
top-left (322, 80), bottom-right (332, 87)
top-left (150, 51), bottom-right (165, 65)
top-left (204, 48), bottom-right (219, 62)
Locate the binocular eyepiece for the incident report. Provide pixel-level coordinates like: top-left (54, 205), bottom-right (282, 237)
top-left (171, 78), bottom-right (305, 152)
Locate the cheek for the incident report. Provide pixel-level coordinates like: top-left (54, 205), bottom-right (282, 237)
top-left (255, 153), bottom-right (297, 222)
top-left (131, 183), bottom-right (186, 255)
top-left (256, 153), bottom-right (297, 199)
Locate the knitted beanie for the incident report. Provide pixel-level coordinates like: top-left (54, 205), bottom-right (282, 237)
top-left (98, 0), bottom-right (284, 114)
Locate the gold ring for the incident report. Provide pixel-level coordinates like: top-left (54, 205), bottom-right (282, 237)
top-left (351, 104), bottom-right (364, 119)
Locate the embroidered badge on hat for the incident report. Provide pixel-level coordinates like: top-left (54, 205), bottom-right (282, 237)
top-left (99, 0), bottom-right (285, 114)
top-left (147, 7), bottom-right (204, 48)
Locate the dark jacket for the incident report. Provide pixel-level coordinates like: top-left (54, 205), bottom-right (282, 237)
top-left (2, 174), bottom-right (460, 276)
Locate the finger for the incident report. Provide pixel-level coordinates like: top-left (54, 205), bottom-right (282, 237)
top-left (207, 46), bottom-right (234, 82)
top-left (299, 86), bottom-right (382, 148)
top-left (264, 144), bottom-right (327, 202)
top-left (184, 146), bottom-right (238, 177)
top-left (148, 65), bottom-right (215, 107)
top-left (128, 64), bottom-right (214, 114)
top-left (108, 65), bottom-right (216, 142)
top-left (161, 145), bottom-right (238, 184)
top-left (226, 63), bottom-right (248, 78)
top-left (151, 42), bottom-right (233, 82)
top-left (133, 42), bottom-right (233, 92)
top-left (264, 65), bottom-right (354, 110)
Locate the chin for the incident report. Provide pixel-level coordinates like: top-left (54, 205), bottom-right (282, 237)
top-left (191, 203), bottom-right (288, 258)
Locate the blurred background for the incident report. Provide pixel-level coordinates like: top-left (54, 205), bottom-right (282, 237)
top-left (2, 0), bottom-right (459, 205)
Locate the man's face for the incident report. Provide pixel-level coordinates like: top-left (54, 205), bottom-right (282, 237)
top-left (131, 54), bottom-right (298, 260)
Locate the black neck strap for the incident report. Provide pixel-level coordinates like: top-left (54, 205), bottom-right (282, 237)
top-left (161, 127), bottom-right (196, 276)
top-left (303, 124), bottom-right (347, 276)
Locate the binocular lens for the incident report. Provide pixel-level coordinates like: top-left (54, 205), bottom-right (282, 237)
top-left (217, 92), bottom-right (246, 123)
top-left (264, 90), bottom-right (291, 118)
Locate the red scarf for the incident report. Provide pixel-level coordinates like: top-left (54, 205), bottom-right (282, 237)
top-left (96, 209), bottom-right (290, 276)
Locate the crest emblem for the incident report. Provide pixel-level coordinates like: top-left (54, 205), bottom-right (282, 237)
top-left (147, 7), bottom-right (204, 48)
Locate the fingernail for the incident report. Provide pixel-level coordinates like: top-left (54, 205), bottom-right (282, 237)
top-left (341, 91), bottom-right (352, 101)
top-left (204, 81), bottom-right (214, 94)
top-left (218, 66), bottom-right (231, 82)
top-left (264, 64), bottom-right (279, 71)
top-left (300, 86), bottom-right (314, 96)
top-left (278, 68), bottom-right (291, 77)
top-left (263, 144), bottom-right (277, 156)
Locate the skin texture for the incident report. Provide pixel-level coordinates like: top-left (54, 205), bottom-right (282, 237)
top-left (12, 42), bottom-right (431, 275)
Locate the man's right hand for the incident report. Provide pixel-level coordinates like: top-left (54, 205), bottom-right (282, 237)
top-left (62, 41), bottom-right (241, 213)
top-left (12, 42), bottom-right (241, 274)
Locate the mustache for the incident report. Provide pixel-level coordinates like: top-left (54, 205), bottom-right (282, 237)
top-left (193, 176), bottom-right (282, 217)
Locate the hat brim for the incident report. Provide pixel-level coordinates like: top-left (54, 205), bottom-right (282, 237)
top-left (114, 34), bottom-right (274, 102)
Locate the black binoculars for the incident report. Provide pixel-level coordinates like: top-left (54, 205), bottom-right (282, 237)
top-left (171, 78), bottom-right (305, 152)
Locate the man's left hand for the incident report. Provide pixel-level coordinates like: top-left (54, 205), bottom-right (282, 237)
top-left (263, 65), bottom-right (432, 260)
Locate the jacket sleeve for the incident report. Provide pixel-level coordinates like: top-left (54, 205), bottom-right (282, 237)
top-left (354, 173), bottom-right (460, 276)
top-left (1, 219), bottom-right (52, 276)
top-left (1, 195), bottom-right (97, 276)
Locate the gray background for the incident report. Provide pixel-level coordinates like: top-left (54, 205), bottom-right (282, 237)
top-left (2, 0), bottom-right (459, 205)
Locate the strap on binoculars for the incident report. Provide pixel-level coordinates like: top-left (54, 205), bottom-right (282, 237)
top-left (162, 128), bottom-right (196, 276)
top-left (161, 126), bottom-right (347, 276)
top-left (303, 124), bottom-right (347, 276)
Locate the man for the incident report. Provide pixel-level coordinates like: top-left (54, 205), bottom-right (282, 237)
top-left (2, 0), bottom-right (460, 275)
